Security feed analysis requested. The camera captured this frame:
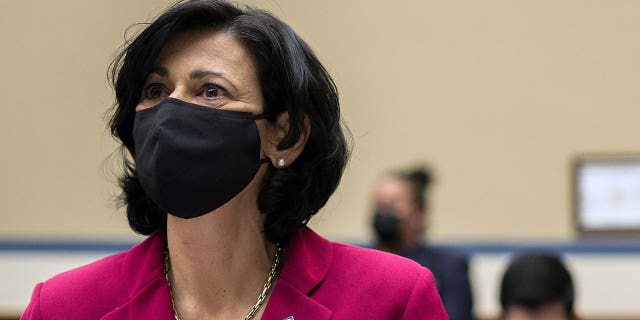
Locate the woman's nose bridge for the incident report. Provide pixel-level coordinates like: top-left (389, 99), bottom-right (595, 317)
top-left (169, 85), bottom-right (189, 101)
top-left (168, 84), bottom-right (190, 102)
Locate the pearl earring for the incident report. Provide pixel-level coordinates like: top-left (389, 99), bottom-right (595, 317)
top-left (277, 158), bottom-right (286, 168)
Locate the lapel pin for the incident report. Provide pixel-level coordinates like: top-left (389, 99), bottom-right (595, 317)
top-left (284, 317), bottom-right (294, 320)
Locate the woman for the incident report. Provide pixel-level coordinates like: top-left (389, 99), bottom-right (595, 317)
top-left (372, 167), bottom-right (473, 320)
top-left (22, 1), bottom-right (447, 319)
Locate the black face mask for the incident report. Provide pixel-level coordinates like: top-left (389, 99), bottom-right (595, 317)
top-left (132, 98), bottom-right (270, 219)
top-left (372, 210), bottom-right (401, 246)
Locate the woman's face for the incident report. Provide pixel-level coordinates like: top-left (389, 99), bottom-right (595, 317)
top-left (132, 29), bottom-right (290, 209)
top-left (135, 29), bottom-right (283, 163)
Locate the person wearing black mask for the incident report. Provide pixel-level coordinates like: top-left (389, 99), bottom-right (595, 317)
top-left (21, 1), bottom-right (448, 319)
top-left (372, 167), bottom-right (473, 320)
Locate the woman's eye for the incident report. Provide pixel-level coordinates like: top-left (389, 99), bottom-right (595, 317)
top-left (200, 83), bottom-right (226, 99)
top-left (143, 84), bottom-right (168, 100)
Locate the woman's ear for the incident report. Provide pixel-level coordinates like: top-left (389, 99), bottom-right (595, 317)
top-left (263, 112), bottom-right (310, 168)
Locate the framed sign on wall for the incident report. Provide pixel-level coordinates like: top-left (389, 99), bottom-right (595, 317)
top-left (573, 154), bottom-right (640, 236)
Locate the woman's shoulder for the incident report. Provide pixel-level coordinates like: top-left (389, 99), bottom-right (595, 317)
top-left (282, 227), bottom-right (447, 318)
top-left (22, 251), bottom-right (130, 319)
top-left (288, 227), bottom-right (435, 284)
top-left (331, 241), bottom-right (426, 276)
top-left (322, 242), bottom-right (448, 319)
top-left (328, 241), bottom-right (438, 293)
top-left (22, 232), bottom-right (166, 319)
top-left (45, 250), bottom-right (127, 286)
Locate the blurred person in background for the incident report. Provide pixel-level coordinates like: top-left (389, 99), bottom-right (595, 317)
top-left (499, 252), bottom-right (578, 320)
top-left (371, 166), bottom-right (473, 320)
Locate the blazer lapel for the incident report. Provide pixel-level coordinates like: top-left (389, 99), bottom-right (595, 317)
top-left (262, 226), bottom-right (334, 320)
top-left (262, 278), bottom-right (332, 320)
top-left (100, 278), bottom-right (174, 320)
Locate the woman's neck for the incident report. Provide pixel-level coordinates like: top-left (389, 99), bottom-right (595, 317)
top-left (165, 200), bottom-right (275, 319)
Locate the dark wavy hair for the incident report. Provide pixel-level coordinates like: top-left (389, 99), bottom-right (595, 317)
top-left (108, 0), bottom-right (349, 243)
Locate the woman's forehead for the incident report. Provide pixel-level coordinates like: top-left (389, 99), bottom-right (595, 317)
top-left (154, 30), bottom-right (256, 79)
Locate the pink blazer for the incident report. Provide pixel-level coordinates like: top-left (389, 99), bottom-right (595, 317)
top-left (22, 227), bottom-right (448, 319)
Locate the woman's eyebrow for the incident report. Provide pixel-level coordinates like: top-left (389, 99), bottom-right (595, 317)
top-left (189, 69), bottom-right (222, 79)
top-left (190, 69), bottom-right (239, 92)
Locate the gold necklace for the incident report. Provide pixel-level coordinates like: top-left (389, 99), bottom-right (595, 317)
top-left (163, 244), bottom-right (282, 320)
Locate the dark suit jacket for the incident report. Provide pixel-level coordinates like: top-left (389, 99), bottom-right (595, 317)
top-left (402, 245), bottom-right (473, 320)
top-left (22, 227), bottom-right (448, 319)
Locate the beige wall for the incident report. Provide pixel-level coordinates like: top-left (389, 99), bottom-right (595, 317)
top-left (1, 1), bottom-right (639, 242)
